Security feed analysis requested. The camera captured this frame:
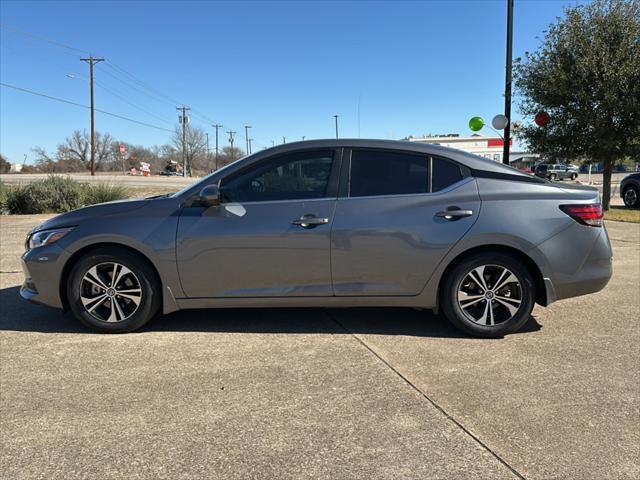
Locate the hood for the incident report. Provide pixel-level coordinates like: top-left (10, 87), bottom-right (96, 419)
top-left (33, 199), bottom-right (149, 232)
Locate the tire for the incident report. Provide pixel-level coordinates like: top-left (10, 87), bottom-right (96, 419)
top-left (549, 173), bottom-right (557, 181)
top-left (440, 252), bottom-right (536, 338)
top-left (570, 173), bottom-right (578, 181)
top-left (67, 247), bottom-right (161, 333)
top-left (623, 186), bottom-right (639, 208)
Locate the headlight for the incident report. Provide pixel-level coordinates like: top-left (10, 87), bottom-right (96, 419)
top-left (28, 227), bottom-right (74, 250)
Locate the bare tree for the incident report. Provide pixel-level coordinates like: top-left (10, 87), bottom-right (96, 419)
top-left (172, 126), bottom-right (208, 174)
top-left (33, 130), bottom-right (115, 172)
top-left (217, 146), bottom-right (245, 168)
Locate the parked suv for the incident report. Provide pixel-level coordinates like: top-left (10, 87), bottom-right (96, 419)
top-left (535, 163), bottom-right (579, 181)
top-left (21, 140), bottom-right (612, 338)
top-left (620, 173), bottom-right (640, 208)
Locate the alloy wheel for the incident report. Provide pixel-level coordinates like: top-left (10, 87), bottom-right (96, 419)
top-left (456, 265), bottom-right (523, 326)
top-left (80, 262), bottom-right (142, 323)
top-left (624, 188), bottom-right (637, 207)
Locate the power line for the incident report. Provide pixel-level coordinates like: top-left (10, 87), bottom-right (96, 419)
top-left (97, 65), bottom-right (177, 108)
top-left (106, 60), bottom-right (183, 106)
top-left (1, 24), bottom-right (220, 126)
top-left (94, 80), bottom-right (174, 125)
top-left (0, 82), bottom-right (174, 132)
top-left (0, 23), bottom-right (89, 55)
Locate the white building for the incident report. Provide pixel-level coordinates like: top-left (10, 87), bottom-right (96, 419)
top-left (406, 134), bottom-right (511, 163)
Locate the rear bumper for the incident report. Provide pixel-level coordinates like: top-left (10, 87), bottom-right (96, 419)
top-left (535, 223), bottom-right (612, 304)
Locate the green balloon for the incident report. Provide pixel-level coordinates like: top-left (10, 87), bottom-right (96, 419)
top-left (469, 116), bottom-right (485, 132)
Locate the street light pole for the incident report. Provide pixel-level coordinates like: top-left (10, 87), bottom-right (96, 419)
top-left (177, 106), bottom-right (191, 177)
top-left (213, 124), bottom-right (222, 170)
top-left (80, 56), bottom-right (104, 176)
top-left (502, 0), bottom-right (514, 165)
top-left (334, 114), bottom-right (339, 139)
top-left (227, 131), bottom-right (236, 161)
top-left (244, 125), bottom-right (252, 154)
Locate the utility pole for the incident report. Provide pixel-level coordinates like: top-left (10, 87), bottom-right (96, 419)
top-left (227, 131), bottom-right (236, 160)
top-left (213, 124), bottom-right (222, 170)
top-left (334, 114), bottom-right (339, 139)
top-left (502, 0), bottom-right (514, 165)
top-left (244, 125), bottom-right (252, 154)
top-left (282, 136), bottom-right (286, 144)
top-left (80, 56), bottom-right (104, 176)
top-left (302, 136), bottom-right (306, 141)
top-left (177, 106), bottom-right (191, 177)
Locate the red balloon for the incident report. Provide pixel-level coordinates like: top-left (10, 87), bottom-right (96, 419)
top-left (535, 111), bottom-right (550, 127)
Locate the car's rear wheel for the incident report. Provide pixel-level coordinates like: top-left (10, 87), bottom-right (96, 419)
top-left (67, 247), bottom-right (160, 333)
top-left (570, 173), bottom-right (578, 180)
top-left (549, 173), bottom-right (557, 181)
top-left (623, 185), bottom-right (639, 208)
top-left (440, 253), bottom-right (535, 338)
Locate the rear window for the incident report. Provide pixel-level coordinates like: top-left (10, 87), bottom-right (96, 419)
top-left (350, 150), bottom-right (429, 197)
top-left (432, 157), bottom-right (463, 192)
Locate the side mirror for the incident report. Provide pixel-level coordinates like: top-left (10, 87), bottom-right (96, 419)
top-left (199, 184), bottom-right (221, 207)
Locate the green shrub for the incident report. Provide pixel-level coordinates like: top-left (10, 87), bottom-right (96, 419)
top-left (0, 181), bottom-right (8, 214)
top-left (4, 176), bottom-right (84, 214)
top-left (82, 183), bottom-right (129, 205)
top-left (2, 176), bottom-right (131, 214)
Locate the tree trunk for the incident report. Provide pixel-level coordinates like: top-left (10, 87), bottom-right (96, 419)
top-left (602, 158), bottom-right (613, 210)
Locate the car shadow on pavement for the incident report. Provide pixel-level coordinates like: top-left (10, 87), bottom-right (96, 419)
top-left (0, 285), bottom-right (541, 338)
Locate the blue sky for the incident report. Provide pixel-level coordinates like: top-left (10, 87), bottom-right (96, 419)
top-left (1, 0), bottom-right (587, 163)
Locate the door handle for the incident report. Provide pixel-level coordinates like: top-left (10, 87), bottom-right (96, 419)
top-left (292, 214), bottom-right (329, 228)
top-left (436, 207), bottom-right (473, 221)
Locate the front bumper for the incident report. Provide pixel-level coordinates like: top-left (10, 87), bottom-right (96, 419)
top-left (20, 244), bottom-right (70, 309)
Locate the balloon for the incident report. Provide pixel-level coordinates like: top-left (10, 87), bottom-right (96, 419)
top-left (492, 114), bottom-right (509, 130)
top-left (535, 111), bottom-right (550, 127)
top-left (469, 116), bottom-right (485, 132)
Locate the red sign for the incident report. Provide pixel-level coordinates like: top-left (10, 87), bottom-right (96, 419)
top-left (119, 144), bottom-right (126, 155)
top-left (487, 139), bottom-right (513, 148)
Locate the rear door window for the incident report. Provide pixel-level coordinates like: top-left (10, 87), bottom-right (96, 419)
top-left (431, 157), bottom-right (463, 192)
top-left (349, 150), bottom-right (429, 197)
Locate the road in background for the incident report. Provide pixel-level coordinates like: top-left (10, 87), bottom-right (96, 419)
top-left (0, 173), bottom-right (197, 189)
top-left (1, 172), bottom-right (630, 205)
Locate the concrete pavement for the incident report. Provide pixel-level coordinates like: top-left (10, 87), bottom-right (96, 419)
top-left (1, 216), bottom-right (638, 479)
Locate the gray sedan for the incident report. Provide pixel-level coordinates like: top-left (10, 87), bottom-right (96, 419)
top-left (20, 140), bottom-right (612, 338)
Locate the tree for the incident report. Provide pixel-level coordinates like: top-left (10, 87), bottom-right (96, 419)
top-left (172, 125), bottom-right (208, 175)
top-left (514, 0), bottom-right (640, 209)
top-left (33, 130), bottom-right (116, 172)
top-left (216, 146), bottom-right (245, 169)
top-left (0, 154), bottom-right (10, 173)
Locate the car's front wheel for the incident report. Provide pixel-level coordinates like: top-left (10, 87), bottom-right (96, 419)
top-left (67, 247), bottom-right (161, 333)
top-left (623, 185), bottom-right (639, 208)
top-left (440, 253), bottom-right (535, 338)
top-left (549, 173), bottom-right (557, 181)
top-left (570, 173), bottom-right (578, 180)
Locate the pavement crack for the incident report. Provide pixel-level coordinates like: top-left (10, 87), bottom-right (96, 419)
top-left (0, 271), bottom-right (22, 274)
top-left (328, 313), bottom-right (526, 480)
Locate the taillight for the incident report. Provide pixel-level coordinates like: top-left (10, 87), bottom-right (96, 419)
top-left (559, 204), bottom-right (604, 227)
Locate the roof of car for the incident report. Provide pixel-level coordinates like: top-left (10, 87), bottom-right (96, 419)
top-left (252, 138), bottom-right (531, 177)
